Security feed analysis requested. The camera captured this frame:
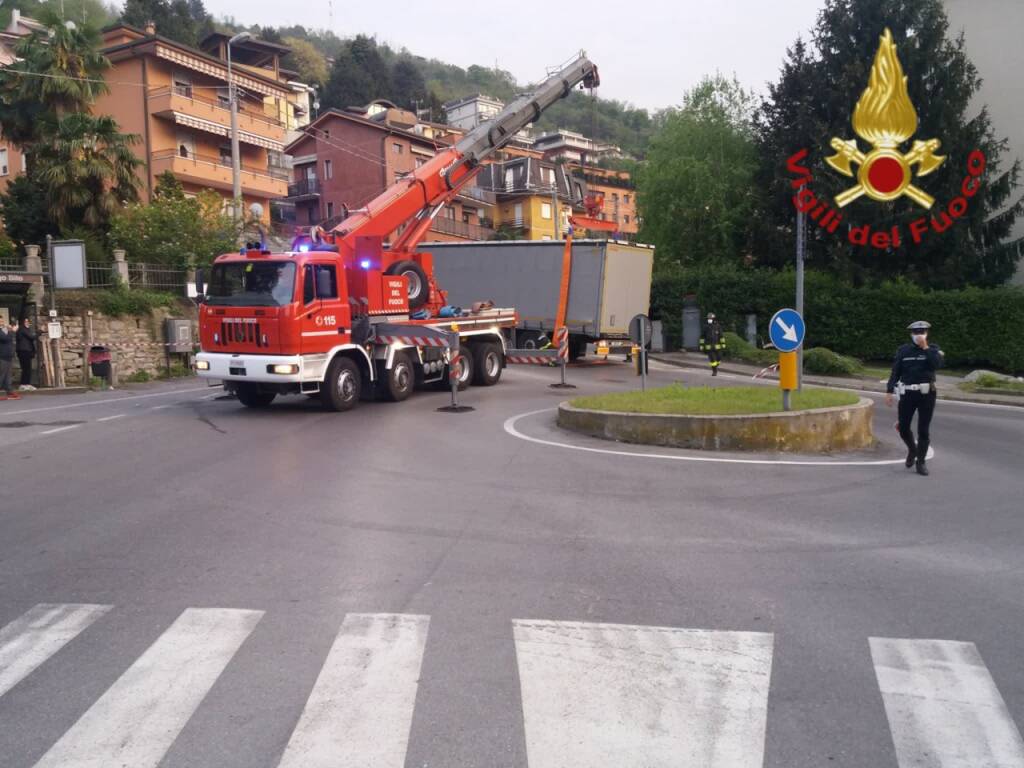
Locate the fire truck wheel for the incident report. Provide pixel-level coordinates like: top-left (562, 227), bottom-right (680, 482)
top-left (236, 384), bottom-right (276, 408)
top-left (383, 351), bottom-right (415, 402)
top-left (473, 342), bottom-right (502, 386)
top-left (454, 345), bottom-right (473, 390)
top-left (321, 356), bottom-right (361, 411)
top-left (386, 260), bottom-right (429, 310)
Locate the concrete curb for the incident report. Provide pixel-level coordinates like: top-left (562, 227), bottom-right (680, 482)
top-left (557, 397), bottom-right (875, 453)
top-left (650, 354), bottom-right (1024, 408)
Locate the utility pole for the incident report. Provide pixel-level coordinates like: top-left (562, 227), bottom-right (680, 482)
top-left (551, 181), bottom-right (559, 240)
top-left (795, 184), bottom-right (806, 391)
top-left (227, 32), bottom-right (251, 222)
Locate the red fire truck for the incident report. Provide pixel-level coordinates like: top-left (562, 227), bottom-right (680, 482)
top-left (195, 54), bottom-right (599, 410)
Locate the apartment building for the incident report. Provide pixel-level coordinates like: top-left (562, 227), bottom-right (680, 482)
top-left (0, 11), bottom-right (40, 193)
top-left (283, 106), bottom-right (495, 241)
top-left (476, 155), bottom-right (583, 241)
top-left (534, 129), bottom-right (620, 164)
top-left (569, 165), bottom-right (638, 236)
top-left (443, 93), bottom-right (534, 148)
top-left (94, 23), bottom-right (296, 221)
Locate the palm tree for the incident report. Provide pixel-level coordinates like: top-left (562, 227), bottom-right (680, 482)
top-left (0, 11), bottom-right (111, 163)
top-left (35, 113), bottom-right (141, 231)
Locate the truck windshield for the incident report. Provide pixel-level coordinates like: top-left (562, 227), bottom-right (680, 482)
top-left (207, 262), bottom-right (296, 306)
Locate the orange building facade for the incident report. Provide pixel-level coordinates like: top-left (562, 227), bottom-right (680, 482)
top-left (95, 24), bottom-right (293, 222)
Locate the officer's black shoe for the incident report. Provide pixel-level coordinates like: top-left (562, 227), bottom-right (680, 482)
top-left (905, 448), bottom-right (917, 468)
top-left (916, 460), bottom-right (929, 476)
top-left (711, 367), bottom-right (718, 377)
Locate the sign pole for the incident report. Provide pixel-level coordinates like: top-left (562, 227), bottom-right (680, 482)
top-left (437, 329), bottom-right (474, 413)
top-left (639, 320), bottom-right (647, 392)
top-left (795, 190), bottom-right (805, 392)
top-left (549, 326), bottom-right (575, 389)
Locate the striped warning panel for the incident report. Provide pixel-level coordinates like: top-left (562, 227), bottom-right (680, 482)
top-left (376, 335), bottom-right (449, 348)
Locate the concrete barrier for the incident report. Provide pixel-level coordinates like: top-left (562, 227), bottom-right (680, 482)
top-left (557, 397), bottom-right (874, 452)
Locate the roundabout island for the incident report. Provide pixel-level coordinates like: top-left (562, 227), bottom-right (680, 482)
top-left (558, 384), bottom-right (874, 452)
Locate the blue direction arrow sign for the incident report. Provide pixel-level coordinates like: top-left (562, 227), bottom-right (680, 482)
top-left (769, 308), bottom-right (805, 352)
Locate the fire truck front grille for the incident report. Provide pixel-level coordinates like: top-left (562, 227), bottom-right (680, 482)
top-left (218, 320), bottom-right (266, 347)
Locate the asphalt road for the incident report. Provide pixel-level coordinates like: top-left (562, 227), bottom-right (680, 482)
top-left (1, 361), bottom-right (1022, 768)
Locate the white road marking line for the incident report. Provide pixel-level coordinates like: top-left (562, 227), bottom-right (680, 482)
top-left (0, 604), bottom-right (112, 699)
top-left (96, 414), bottom-right (125, 422)
top-left (150, 404), bottom-right (172, 411)
top-left (1, 386), bottom-right (210, 417)
top-left (504, 408), bottom-right (935, 467)
top-left (513, 620), bottom-right (774, 768)
top-left (277, 613), bottom-right (429, 768)
top-left (39, 425), bottom-right (80, 436)
top-left (870, 637), bottom-right (1024, 768)
top-left (32, 607), bottom-right (262, 768)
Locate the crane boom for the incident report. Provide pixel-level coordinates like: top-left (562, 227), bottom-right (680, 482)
top-left (324, 53), bottom-right (599, 255)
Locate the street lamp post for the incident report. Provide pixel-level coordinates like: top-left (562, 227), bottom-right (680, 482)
top-left (227, 32), bottom-right (251, 221)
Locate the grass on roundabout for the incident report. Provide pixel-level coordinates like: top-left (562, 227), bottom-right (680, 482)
top-left (571, 384), bottom-right (860, 416)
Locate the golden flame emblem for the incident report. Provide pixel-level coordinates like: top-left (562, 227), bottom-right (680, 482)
top-left (826, 29), bottom-right (945, 208)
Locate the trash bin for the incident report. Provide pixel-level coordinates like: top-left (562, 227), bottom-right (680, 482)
top-left (88, 345), bottom-right (111, 379)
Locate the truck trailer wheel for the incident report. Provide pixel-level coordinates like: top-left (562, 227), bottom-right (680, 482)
top-left (321, 357), bottom-right (361, 411)
top-left (386, 260), bottom-right (429, 310)
top-left (473, 342), bottom-right (502, 386)
top-left (382, 351), bottom-right (414, 402)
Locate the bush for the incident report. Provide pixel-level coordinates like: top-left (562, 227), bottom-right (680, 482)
top-left (803, 347), bottom-right (863, 376)
top-left (651, 264), bottom-right (1024, 373)
top-left (98, 286), bottom-right (177, 317)
top-left (126, 370), bottom-right (152, 383)
top-left (721, 331), bottom-right (776, 366)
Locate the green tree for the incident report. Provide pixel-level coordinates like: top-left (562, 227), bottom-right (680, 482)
top-left (755, 0), bottom-right (1023, 287)
top-left (637, 75), bottom-right (759, 269)
top-left (321, 35), bottom-right (392, 111)
top-left (120, 0), bottom-right (213, 46)
top-left (111, 172), bottom-right (239, 267)
top-left (282, 36), bottom-right (328, 86)
top-left (0, 176), bottom-right (57, 247)
top-left (34, 113), bottom-right (141, 232)
top-left (391, 56), bottom-right (428, 111)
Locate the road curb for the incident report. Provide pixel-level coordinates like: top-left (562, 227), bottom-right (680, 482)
top-left (650, 354), bottom-right (1024, 408)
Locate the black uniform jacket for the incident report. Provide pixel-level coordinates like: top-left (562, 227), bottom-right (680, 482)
top-left (886, 342), bottom-right (944, 393)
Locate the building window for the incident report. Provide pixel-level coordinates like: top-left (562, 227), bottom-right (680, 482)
top-left (444, 206), bottom-right (455, 219)
top-left (0, 148), bottom-right (9, 176)
top-left (393, 142), bottom-right (403, 154)
top-left (327, 201), bottom-right (334, 219)
top-left (323, 159), bottom-right (333, 180)
top-left (415, 157), bottom-right (426, 168)
top-left (611, 193), bottom-right (619, 202)
top-left (540, 202), bottom-right (552, 220)
top-left (624, 194), bottom-right (631, 204)
top-left (219, 146), bottom-right (231, 166)
top-left (624, 215), bottom-right (630, 224)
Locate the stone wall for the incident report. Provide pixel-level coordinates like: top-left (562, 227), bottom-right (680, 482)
top-left (15, 299), bottom-right (198, 386)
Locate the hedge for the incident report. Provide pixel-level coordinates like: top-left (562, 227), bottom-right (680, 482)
top-left (652, 265), bottom-right (1024, 373)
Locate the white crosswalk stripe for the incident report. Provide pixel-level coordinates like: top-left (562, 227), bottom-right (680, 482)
top-left (276, 613), bottom-right (430, 768)
top-left (31, 607), bottom-right (262, 768)
top-left (0, 603), bottom-right (112, 698)
top-left (871, 637), bottom-right (1024, 768)
top-left (5, 603), bottom-right (1024, 768)
top-left (513, 619), bottom-right (774, 768)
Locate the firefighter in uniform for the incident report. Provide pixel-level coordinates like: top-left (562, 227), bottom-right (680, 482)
top-left (699, 313), bottom-right (725, 375)
top-left (886, 320), bottom-right (944, 476)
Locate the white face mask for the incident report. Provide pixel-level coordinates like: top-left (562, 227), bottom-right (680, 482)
top-left (911, 333), bottom-right (926, 344)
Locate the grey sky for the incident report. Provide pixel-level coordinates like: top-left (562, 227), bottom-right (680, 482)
top-left (200, 0), bottom-right (825, 111)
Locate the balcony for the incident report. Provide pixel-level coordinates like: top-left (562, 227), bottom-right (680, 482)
top-left (151, 149), bottom-right (288, 198)
top-left (149, 86), bottom-right (285, 149)
top-left (286, 178), bottom-right (320, 199)
top-left (428, 216), bottom-right (495, 241)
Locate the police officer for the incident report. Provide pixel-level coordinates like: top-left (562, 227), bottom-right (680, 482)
top-left (885, 321), bottom-right (944, 476)
top-left (699, 312), bottom-right (725, 375)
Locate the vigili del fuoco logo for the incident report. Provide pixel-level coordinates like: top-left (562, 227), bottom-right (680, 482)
top-left (785, 28), bottom-right (985, 250)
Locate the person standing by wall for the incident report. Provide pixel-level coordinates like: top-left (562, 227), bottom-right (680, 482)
top-left (699, 312), bottom-right (726, 376)
top-left (886, 321), bottom-right (944, 476)
top-left (16, 317), bottom-right (37, 391)
top-left (0, 322), bottom-right (20, 400)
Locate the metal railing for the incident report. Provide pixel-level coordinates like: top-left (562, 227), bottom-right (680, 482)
top-left (456, 186), bottom-right (496, 204)
top-left (127, 263), bottom-right (188, 292)
top-left (151, 85), bottom-right (285, 130)
top-left (0, 256), bottom-right (25, 272)
top-left (152, 149), bottom-right (289, 181)
top-left (428, 216), bottom-right (495, 240)
top-left (287, 178), bottom-right (321, 197)
top-left (86, 262), bottom-right (115, 288)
